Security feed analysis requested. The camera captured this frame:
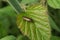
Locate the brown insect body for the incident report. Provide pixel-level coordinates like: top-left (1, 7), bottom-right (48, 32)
top-left (23, 16), bottom-right (33, 22)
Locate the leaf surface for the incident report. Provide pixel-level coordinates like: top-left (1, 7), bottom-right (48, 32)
top-left (17, 5), bottom-right (51, 40)
top-left (47, 0), bottom-right (60, 9)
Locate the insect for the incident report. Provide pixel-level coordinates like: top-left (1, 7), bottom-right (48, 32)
top-left (23, 16), bottom-right (33, 22)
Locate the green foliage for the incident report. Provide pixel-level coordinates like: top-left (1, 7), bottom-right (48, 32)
top-left (0, 13), bottom-right (10, 38)
top-left (51, 36), bottom-right (60, 40)
top-left (49, 16), bottom-right (60, 32)
top-left (47, 0), bottom-right (60, 9)
top-left (0, 35), bottom-right (16, 40)
top-left (7, 0), bottom-right (51, 40)
top-left (0, 0), bottom-right (60, 40)
top-left (9, 25), bottom-right (20, 36)
top-left (21, 0), bottom-right (39, 4)
top-left (0, 6), bottom-right (20, 36)
top-left (17, 4), bottom-right (51, 40)
top-left (48, 6), bottom-right (60, 35)
top-left (7, 0), bottom-right (23, 14)
top-left (17, 35), bottom-right (30, 40)
top-left (0, 6), bottom-right (20, 37)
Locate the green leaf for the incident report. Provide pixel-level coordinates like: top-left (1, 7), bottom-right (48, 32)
top-left (51, 36), bottom-right (60, 40)
top-left (0, 35), bottom-right (16, 40)
top-left (17, 4), bottom-right (51, 40)
top-left (7, 0), bottom-right (23, 14)
top-left (21, 0), bottom-right (39, 4)
top-left (17, 35), bottom-right (29, 40)
top-left (49, 16), bottom-right (60, 32)
top-left (0, 13), bottom-right (10, 38)
top-left (0, 6), bottom-right (20, 36)
top-left (47, 0), bottom-right (60, 9)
